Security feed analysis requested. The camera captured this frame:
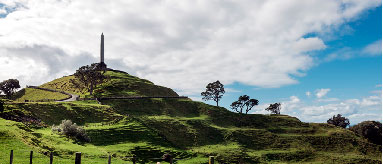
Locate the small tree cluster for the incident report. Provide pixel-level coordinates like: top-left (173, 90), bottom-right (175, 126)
top-left (349, 121), bottom-right (382, 145)
top-left (52, 120), bottom-right (90, 142)
top-left (201, 80), bottom-right (225, 106)
top-left (201, 81), bottom-right (284, 115)
top-left (230, 95), bottom-right (259, 114)
top-left (265, 103), bottom-right (281, 114)
top-left (327, 114), bottom-right (350, 128)
top-left (0, 79), bottom-right (20, 99)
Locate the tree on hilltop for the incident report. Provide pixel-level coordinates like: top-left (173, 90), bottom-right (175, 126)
top-left (231, 95), bottom-right (259, 114)
top-left (327, 114), bottom-right (350, 128)
top-left (265, 103), bottom-right (281, 114)
top-left (201, 80), bottom-right (225, 107)
top-left (0, 79), bottom-right (20, 99)
top-left (71, 63), bottom-right (106, 96)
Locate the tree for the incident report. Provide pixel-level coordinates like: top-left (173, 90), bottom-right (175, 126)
top-left (201, 80), bottom-right (225, 106)
top-left (0, 79), bottom-right (20, 99)
top-left (349, 121), bottom-right (382, 145)
top-left (0, 100), bottom-right (3, 113)
top-left (71, 63), bottom-right (106, 96)
top-left (265, 103), bottom-right (281, 114)
top-left (327, 114), bottom-right (350, 128)
top-left (230, 95), bottom-right (259, 114)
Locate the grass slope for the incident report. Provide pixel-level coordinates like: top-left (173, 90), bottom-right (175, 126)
top-left (0, 70), bottom-right (381, 164)
top-left (13, 88), bottom-right (70, 102)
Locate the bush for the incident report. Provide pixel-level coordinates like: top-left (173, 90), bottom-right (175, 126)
top-left (327, 114), bottom-right (350, 128)
top-left (349, 121), bottom-right (381, 145)
top-left (52, 120), bottom-right (90, 142)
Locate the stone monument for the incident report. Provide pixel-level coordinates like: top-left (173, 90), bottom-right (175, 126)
top-left (99, 33), bottom-right (107, 69)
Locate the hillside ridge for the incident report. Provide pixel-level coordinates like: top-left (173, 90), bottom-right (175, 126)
top-left (1, 69), bottom-right (381, 164)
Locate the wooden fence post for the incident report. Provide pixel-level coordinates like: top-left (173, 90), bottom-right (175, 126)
top-left (75, 152), bottom-right (81, 164)
top-left (30, 151), bottom-right (33, 164)
top-left (50, 152), bottom-right (53, 164)
top-left (108, 155), bottom-right (111, 164)
top-left (209, 156), bottom-right (214, 164)
top-left (10, 150), bottom-right (13, 164)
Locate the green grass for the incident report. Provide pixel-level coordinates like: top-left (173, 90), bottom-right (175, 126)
top-left (14, 88), bottom-right (70, 102)
top-left (4, 102), bottom-right (120, 125)
top-left (40, 75), bottom-right (87, 97)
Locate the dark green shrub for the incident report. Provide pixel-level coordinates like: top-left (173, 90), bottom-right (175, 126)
top-left (350, 121), bottom-right (382, 145)
top-left (327, 114), bottom-right (350, 128)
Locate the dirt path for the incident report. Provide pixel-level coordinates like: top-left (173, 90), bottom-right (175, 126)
top-left (26, 86), bottom-right (78, 102)
top-left (58, 93), bottom-right (79, 102)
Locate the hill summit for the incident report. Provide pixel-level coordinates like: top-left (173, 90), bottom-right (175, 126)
top-left (1, 69), bottom-right (381, 163)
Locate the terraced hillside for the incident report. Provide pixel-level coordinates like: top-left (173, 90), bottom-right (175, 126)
top-left (1, 70), bottom-right (381, 163)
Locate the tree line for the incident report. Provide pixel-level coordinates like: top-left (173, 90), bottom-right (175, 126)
top-left (201, 80), bottom-right (281, 115)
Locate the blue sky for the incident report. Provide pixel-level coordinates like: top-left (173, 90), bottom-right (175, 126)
top-left (217, 6), bottom-right (382, 124)
top-left (0, 1), bottom-right (381, 125)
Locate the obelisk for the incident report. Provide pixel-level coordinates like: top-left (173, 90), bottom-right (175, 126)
top-left (100, 33), bottom-right (104, 64)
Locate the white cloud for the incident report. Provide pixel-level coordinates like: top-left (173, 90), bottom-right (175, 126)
top-left (361, 96), bottom-right (381, 106)
top-left (289, 96), bottom-right (300, 103)
top-left (362, 40), bottom-right (382, 56)
top-left (282, 93), bottom-right (381, 124)
top-left (253, 89), bottom-right (382, 124)
top-left (306, 91), bottom-right (311, 97)
top-left (225, 88), bottom-right (241, 93)
top-left (316, 98), bottom-right (339, 102)
top-left (0, 7), bottom-right (6, 15)
top-left (315, 88), bottom-right (331, 98)
top-left (301, 100), bottom-right (358, 117)
top-left (324, 40), bottom-right (382, 61)
top-left (280, 96), bottom-right (301, 114)
top-left (0, 0), bottom-right (380, 95)
top-left (348, 114), bottom-right (382, 124)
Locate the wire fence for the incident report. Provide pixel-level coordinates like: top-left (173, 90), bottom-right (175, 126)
top-left (3, 150), bottom-right (216, 164)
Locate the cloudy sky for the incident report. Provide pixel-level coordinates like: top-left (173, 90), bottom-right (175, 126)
top-left (0, 0), bottom-right (381, 124)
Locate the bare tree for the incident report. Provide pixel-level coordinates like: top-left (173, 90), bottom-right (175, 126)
top-left (201, 80), bottom-right (225, 106)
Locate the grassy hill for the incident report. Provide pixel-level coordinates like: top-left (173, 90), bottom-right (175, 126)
top-left (1, 70), bottom-right (381, 164)
top-left (39, 70), bottom-right (178, 98)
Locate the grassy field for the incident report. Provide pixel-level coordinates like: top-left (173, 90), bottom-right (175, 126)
top-left (13, 88), bottom-right (70, 102)
top-left (0, 70), bottom-right (381, 163)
